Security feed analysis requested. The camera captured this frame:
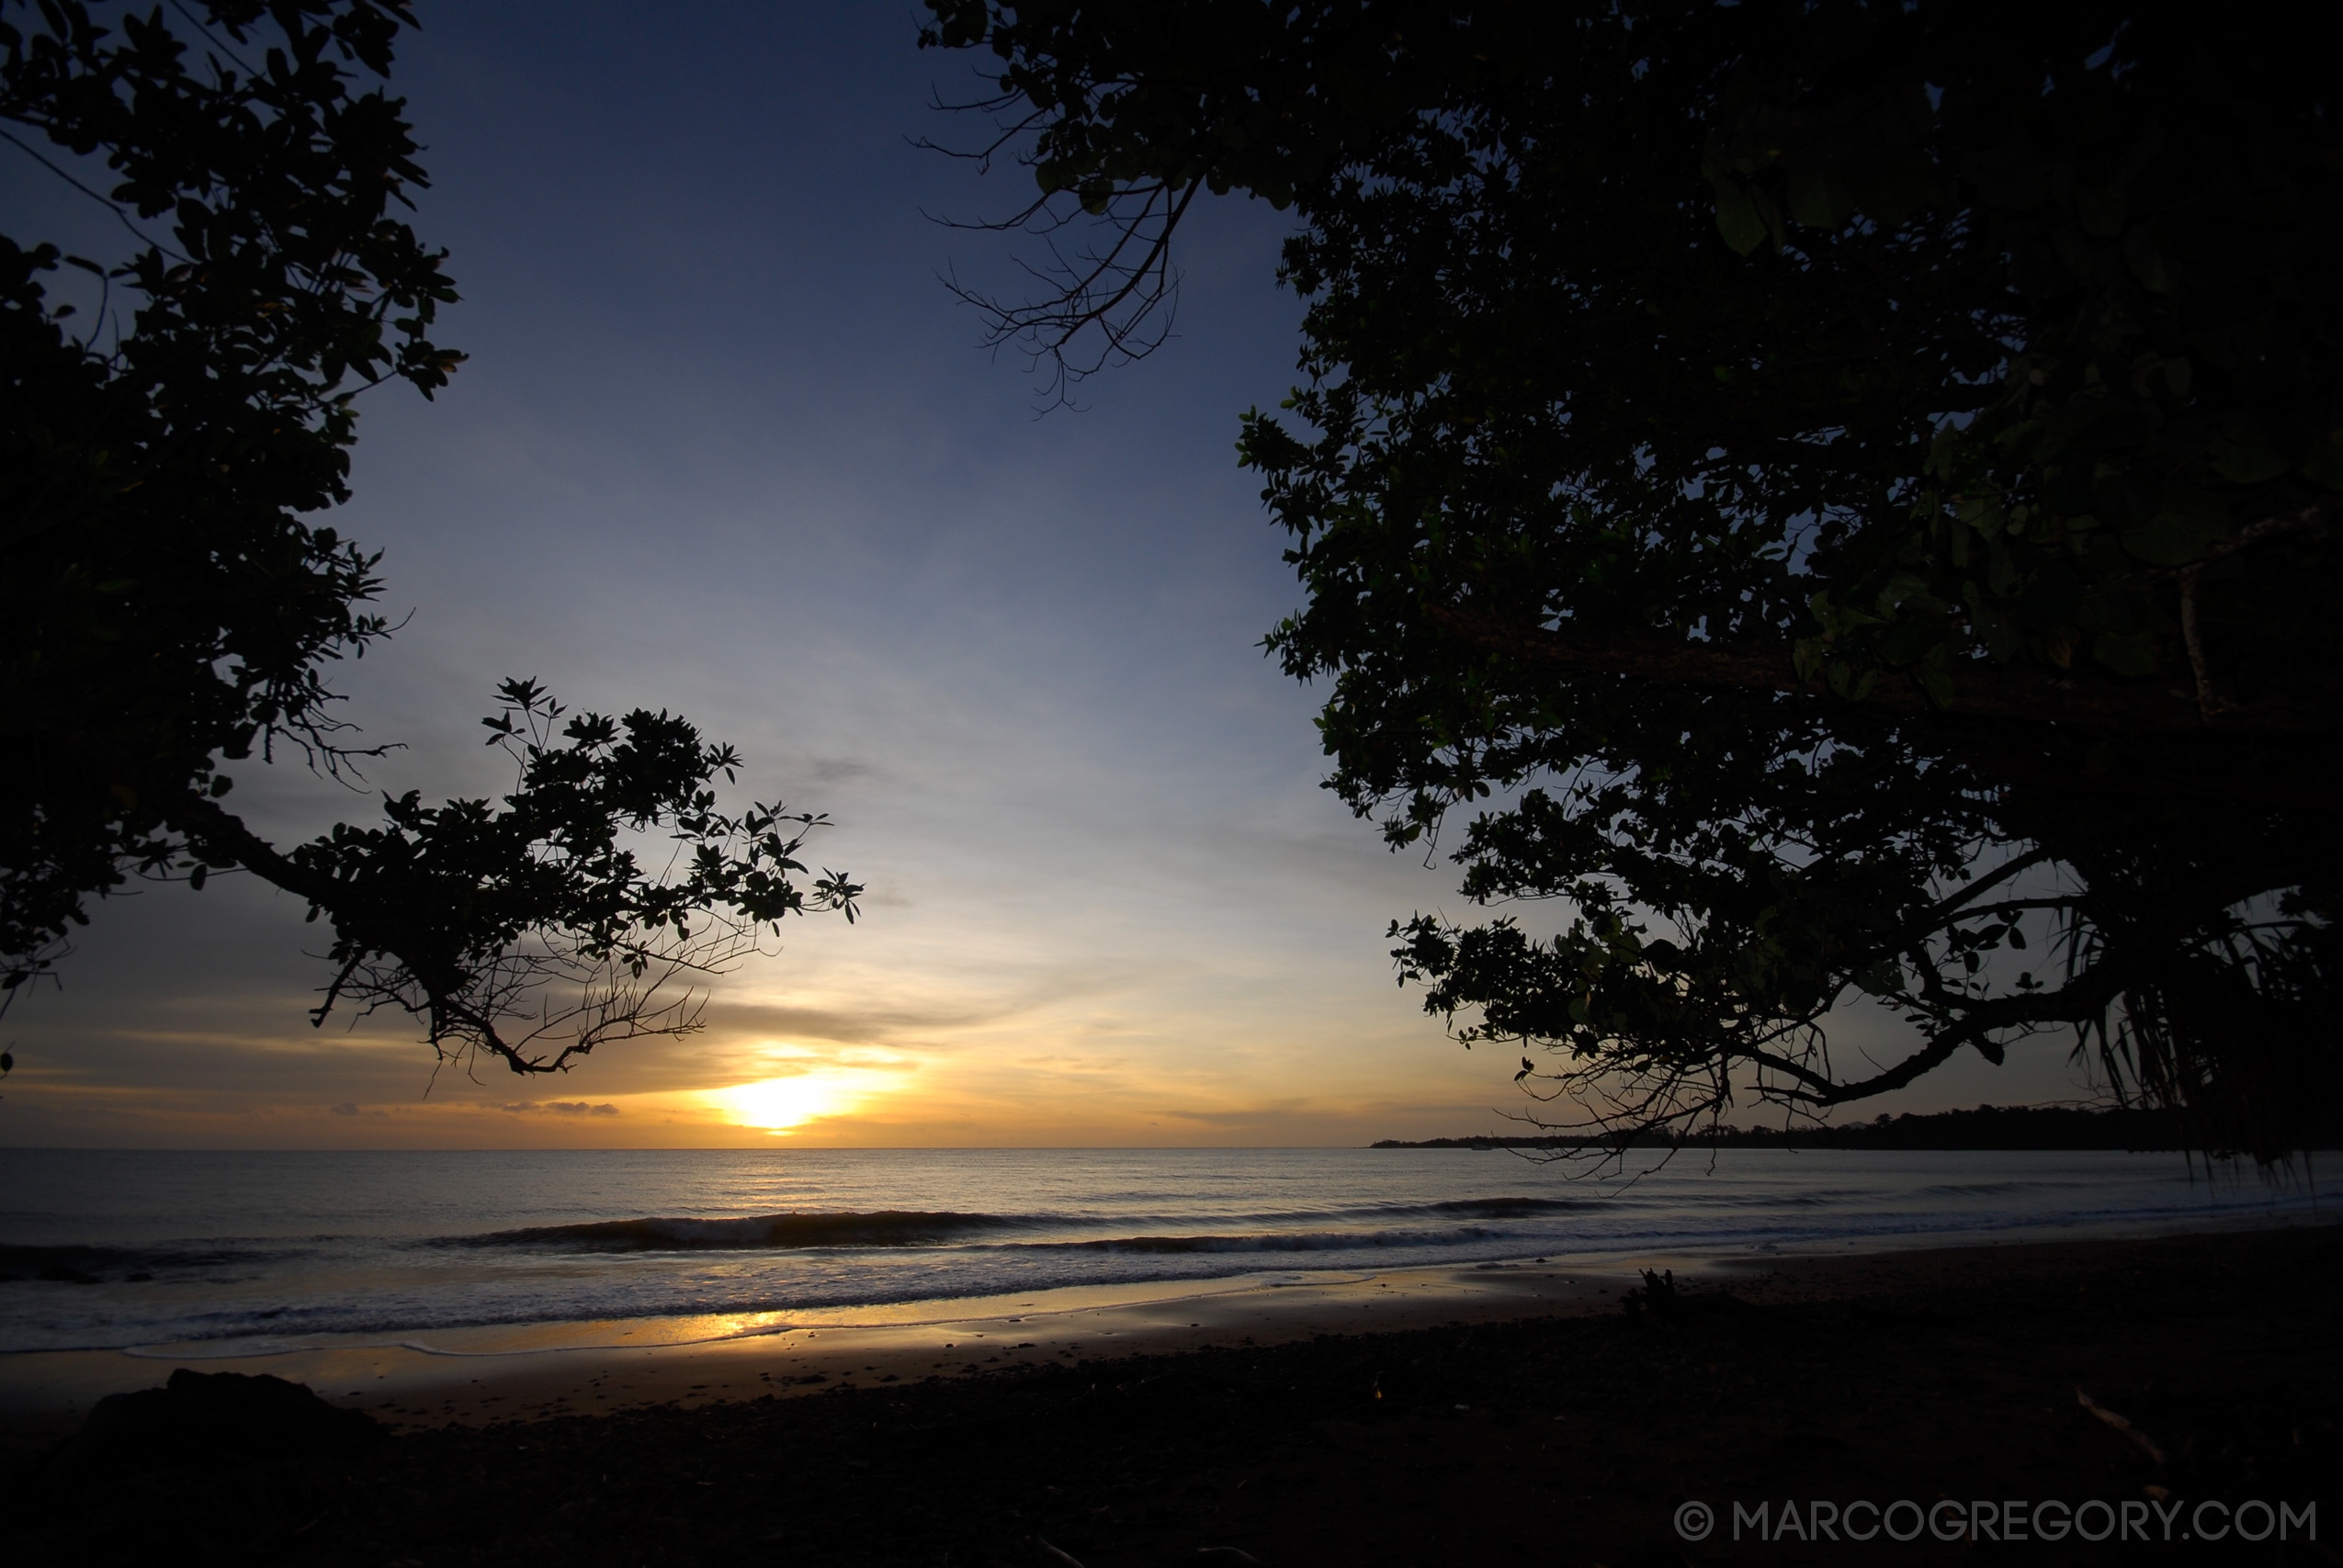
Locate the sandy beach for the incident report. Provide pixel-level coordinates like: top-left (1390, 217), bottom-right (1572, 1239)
top-left (4, 1219), bottom-right (2336, 1564)
top-left (0, 1255), bottom-right (1639, 1435)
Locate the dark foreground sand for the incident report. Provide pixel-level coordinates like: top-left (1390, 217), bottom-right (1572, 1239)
top-left (3, 1223), bottom-right (2337, 1565)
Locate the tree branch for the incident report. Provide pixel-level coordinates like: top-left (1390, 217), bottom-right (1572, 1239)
top-left (1429, 605), bottom-right (2337, 737)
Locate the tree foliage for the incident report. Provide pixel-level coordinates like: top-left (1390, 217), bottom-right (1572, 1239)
top-left (925, 0), bottom-right (2340, 1159)
top-left (4, 2), bottom-right (857, 1073)
top-left (183, 680), bottom-right (862, 1075)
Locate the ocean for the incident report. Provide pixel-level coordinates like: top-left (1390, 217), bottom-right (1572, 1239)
top-left (0, 1146), bottom-right (2321, 1359)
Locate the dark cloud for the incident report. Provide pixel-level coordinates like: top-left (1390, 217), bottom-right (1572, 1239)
top-left (496, 1101), bottom-right (620, 1117)
top-left (709, 1000), bottom-right (1019, 1047)
top-left (810, 758), bottom-right (878, 786)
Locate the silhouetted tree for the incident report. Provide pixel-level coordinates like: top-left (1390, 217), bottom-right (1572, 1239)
top-left (3, 2), bottom-right (858, 1075)
top-left (923, 0), bottom-right (2338, 1160)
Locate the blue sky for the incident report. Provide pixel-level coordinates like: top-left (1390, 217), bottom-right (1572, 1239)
top-left (0, 3), bottom-right (2090, 1146)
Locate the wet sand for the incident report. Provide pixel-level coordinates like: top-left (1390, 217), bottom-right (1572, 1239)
top-left (0, 1257), bottom-right (1642, 1434)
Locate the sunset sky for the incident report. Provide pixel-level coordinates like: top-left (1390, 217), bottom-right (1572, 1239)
top-left (0, 4), bottom-right (2090, 1148)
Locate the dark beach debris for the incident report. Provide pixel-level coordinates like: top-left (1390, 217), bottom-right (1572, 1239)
top-left (2077, 1384), bottom-right (2168, 1469)
top-left (47, 1368), bottom-right (382, 1482)
top-left (1031, 1533), bottom-right (1087, 1567)
top-left (1622, 1267), bottom-right (1678, 1324)
top-left (1622, 1268), bottom-right (1763, 1329)
top-left (1034, 1534), bottom-right (1261, 1567)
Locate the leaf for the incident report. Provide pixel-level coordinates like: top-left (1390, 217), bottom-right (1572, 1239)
top-left (2122, 224), bottom-right (2175, 293)
top-left (1711, 179), bottom-right (1768, 255)
top-left (2121, 510), bottom-right (2229, 567)
top-left (2091, 630), bottom-right (2159, 678)
top-left (1749, 183), bottom-right (1787, 251)
top-left (2208, 420), bottom-right (2291, 484)
top-left (2075, 185), bottom-right (2127, 240)
top-left (2303, 438), bottom-right (2343, 490)
top-left (1787, 166), bottom-right (1853, 230)
top-left (1853, 961), bottom-right (1906, 998)
top-left (1960, 145), bottom-right (2050, 209)
top-left (1847, 153), bottom-right (1941, 229)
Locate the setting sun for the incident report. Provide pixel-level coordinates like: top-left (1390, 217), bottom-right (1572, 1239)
top-left (706, 1076), bottom-right (854, 1133)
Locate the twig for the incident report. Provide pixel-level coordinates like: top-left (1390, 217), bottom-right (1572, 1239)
top-left (0, 127), bottom-right (192, 261)
top-left (2179, 565), bottom-right (2222, 723)
top-left (2077, 1386), bottom-right (2167, 1468)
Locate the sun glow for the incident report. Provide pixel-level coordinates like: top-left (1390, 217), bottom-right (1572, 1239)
top-left (707, 1076), bottom-right (855, 1132)
top-left (703, 1047), bottom-right (911, 1134)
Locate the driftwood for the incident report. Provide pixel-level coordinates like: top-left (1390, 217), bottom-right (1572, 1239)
top-left (1032, 1528), bottom-right (1265, 1565)
top-left (2076, 1386), bottom-right (2168, 1468)
top-left (1623, 1268), bottom-right (1766, 1329)
top-left (1622, 1268), bottom-right (1678, 1324)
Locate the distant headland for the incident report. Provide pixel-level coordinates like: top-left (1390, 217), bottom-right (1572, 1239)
top-left (1373, 1104), bottom-right (2201, 1152)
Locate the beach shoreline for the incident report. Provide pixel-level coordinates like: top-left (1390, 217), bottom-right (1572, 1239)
top-left (3, 1209), bottom-right (2326, 1437)
top-left (0, 1254), bottom-right (1635, 1436)
top-left (4, 1218), bottom-right (2337, 1564)
top-left (6, 1217), bottom-right (2338, 1565)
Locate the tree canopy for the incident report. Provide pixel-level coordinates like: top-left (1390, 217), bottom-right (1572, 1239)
top-left (923, 0), bottom-right (2339, 1159)
top-left (3, 2), bottom-right (858, 1076)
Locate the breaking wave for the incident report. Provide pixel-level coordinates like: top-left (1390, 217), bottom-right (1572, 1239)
top-left (449, 1199), bottom-right (1599, 1255)
top-left (0, 1243), bottom-right (277, 1284)
top-left (454, 1211), bottom-right (1017, 1253)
